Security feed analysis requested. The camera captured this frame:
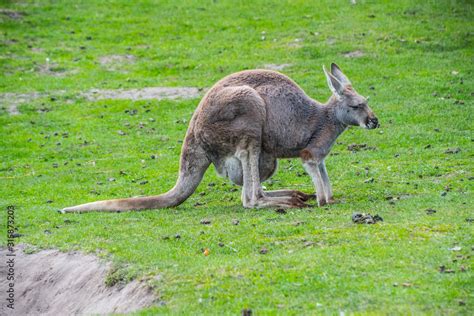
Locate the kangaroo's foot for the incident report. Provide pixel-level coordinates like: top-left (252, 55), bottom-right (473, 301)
top-left (264, 189), bottom-right (315, 202)
top-left (244, 194), bottom-right (310, 209)
top-left (317, 196), bottom-right (336, 207)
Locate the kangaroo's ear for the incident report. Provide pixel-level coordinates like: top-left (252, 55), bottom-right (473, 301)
top-left (323, 65), bottom-right (344, 96)
top-left (331, 63), bottom-right (351, 86)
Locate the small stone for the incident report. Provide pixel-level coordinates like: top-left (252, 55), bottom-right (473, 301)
top-left (439, 265), bottom-right (455, 273)
top-left (232, 219), bottom-right (240, 225)
top-left (200, 219), bottom-right (211, 225)
top-left (259, 247), bottom-right (268, 254)
top-left (174, 234), bottom-right (181, 239)
top-left (445, 147), bottom-right (461, 154)
top-left (46, 200), bottom-right (53, 204)
top-left (352, 213), bottom-right (383, 224)
top-left (275, 208), bottom-right (287, 214)
top-left (425, 208), bottom-right (437, 215)
top-left (242, 308), bottom-right (252, 316)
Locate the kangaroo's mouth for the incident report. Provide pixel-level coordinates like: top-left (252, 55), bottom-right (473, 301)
top-left (365, 117), bottom-right (379, 129)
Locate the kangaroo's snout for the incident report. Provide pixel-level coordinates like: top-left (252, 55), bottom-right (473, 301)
top-left (366, 117), bottom-right (379, 129)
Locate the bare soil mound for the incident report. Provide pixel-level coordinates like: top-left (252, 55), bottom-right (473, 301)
top-left (0, 245), bottom-right (156, 315)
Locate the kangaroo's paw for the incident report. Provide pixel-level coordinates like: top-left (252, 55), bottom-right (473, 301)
top-left (292, 191), bottom-right (316, 202)
top-left (318, 197), bottom-right (336, 207)
top-left (264, 190), bottom-right (315, 202)
top-left (245, 195), bottom-right (310, 209)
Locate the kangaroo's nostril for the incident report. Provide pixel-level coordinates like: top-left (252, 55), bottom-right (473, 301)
top-left (366, 117), bottom-right (379, 129)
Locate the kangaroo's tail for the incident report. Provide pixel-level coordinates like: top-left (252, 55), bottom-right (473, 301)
top-left (60, 134), bottom-right (210, 213)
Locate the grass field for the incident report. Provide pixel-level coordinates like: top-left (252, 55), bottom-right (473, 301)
top-left (1, 0), bottom-right (473, 314)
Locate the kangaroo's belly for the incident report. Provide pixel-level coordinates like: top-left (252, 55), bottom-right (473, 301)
top-left (213, 153), bottom-right (277, 186)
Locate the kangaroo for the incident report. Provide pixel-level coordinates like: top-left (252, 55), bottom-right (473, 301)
top-left (61, 63), bottom-right (378, 213)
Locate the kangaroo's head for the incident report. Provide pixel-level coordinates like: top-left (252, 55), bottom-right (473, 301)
top-left (323, 63), bottom-right (379, 129)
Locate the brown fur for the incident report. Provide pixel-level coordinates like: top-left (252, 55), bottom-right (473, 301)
top-left (61, 63), bottom-right (378, 213)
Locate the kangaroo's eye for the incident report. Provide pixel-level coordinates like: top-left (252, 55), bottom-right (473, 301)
top-left (349, 105), bottom-right (359, 109)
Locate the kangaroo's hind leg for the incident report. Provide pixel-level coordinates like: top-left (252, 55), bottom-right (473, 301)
top-left (237, 142), bottom-right (308, 209)
top-left (217, 154), bottom-right (313, 204)
top-left (258, 153), bottom-right (314, 202)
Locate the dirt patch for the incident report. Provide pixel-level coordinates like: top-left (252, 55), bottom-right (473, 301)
top-left (81, 87), bottom-right (201, 101)
top-left (0, 87), bottom-right (202, 115)
top-left (99, 54), bottom-right (136, 65)
top-left (0, 92), bottom-right (43, 115)
top-left (288, 38), bottom-right (303, 48)
top-left (0, 9), bottom-right (24, 20)
top-left (326, 37), bottom-right (337, 45)
top-left (0, 245), bottom-right (157, 315)
top-left (99, 54), bottom-right (136, 71)
top-left (37, 62), bottom-right (73, 77)
top-left (343, 50), bottom-right (365, 58)
top-left (263, 63), bottom-right (292, 71)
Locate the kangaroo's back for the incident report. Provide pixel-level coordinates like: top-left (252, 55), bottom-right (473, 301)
top-left (200, 69), bottom-right (318, 157)
top-left (197, 69), bottom-right (321, 157)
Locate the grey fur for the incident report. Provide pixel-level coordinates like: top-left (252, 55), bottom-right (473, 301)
top-left (61, 63), bottom-right (378, 212)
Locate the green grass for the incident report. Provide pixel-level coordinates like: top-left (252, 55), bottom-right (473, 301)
top-left (1, 0), bottom-right (473, 314)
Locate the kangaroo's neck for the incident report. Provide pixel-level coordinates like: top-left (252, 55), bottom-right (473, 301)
top-left (307, 95), bottom-right (347, 147)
